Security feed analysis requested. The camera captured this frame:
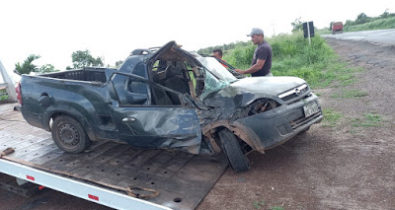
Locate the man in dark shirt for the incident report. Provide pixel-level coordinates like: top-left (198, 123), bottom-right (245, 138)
top-left (235, 28), bottom-right (272, 77)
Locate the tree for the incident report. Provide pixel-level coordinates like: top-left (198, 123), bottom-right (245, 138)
top-left (329, 22), bottom-right (334, 30)
top-left (15, 55), bottom-right (59, 74)
top-left (344, 19), bottom-right (354, 27)
top-left (14, 55), bottom-right (41, 74)
top-left (380, 9), bottom-right (395, 18)
top-left (71, 50), bottom-right (104, 69)
top-left (115, 60), bottom-right (123, 68)
top-left (355, 13), bottom-right (371, 24)
top-left (39, 64), bottom-right (59, 73)
top-left (291, 17), bottom-right (303, 32)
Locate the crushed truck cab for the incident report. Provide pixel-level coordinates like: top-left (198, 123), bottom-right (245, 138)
top-left (19, 41), bottom-right (322, 172)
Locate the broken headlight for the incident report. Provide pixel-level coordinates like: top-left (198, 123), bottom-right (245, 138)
top-left (247, 99), bottom-right (279, 115)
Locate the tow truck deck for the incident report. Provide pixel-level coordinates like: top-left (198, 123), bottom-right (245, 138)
top-left (0, 103), bottom-right (228, 210)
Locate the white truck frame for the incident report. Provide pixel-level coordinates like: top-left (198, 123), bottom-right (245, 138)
top-left (0, 60), bottom-right (17, 102)
top-left (0, 158), bottom-right (170, 210)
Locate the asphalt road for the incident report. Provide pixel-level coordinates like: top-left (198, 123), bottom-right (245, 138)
top-left (322, 29), bottom-right (395, 45)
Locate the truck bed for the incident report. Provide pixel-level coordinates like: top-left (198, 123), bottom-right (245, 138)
top-left (41, 68), bottom-right (109, 83)
top-left (0, 103), bottom-right (228, 210)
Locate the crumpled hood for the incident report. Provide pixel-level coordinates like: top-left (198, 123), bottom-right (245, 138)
top-left (230, 76), bottom-right (306, 95)
top-left (214, 76), bottom-right (307, 106)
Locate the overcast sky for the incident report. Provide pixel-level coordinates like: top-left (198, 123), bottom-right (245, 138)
top-left (0, 0), bottom-right (394, 82)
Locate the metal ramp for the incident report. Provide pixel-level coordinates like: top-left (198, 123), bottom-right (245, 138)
top-left (0, 103), bottom-right (228, 209)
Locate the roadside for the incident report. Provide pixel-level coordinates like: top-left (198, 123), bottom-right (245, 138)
top-left (317, 11), bottom-right (395, 35)
top-left (198, 39), bottom-right (394, 209)
top-left (322, 29), bottom-right (395, 46)
top-left (0, 38), bottom-right (394, 210)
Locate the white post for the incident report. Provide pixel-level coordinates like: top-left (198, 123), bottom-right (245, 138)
top-left (0, 60), bottom-right (17, 102)
top-left (306, 21), bottom-right (311, 46)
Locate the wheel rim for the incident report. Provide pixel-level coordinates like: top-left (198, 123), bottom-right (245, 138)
top-left (58, 123), bottom-right (80, 148)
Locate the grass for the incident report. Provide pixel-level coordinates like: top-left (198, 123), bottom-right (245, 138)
top-left (199, 16), bottom-right (393, 90)
top-left (214, 32), bottom-right (360, 89)
top-left (316, 27), bottom-right (331, 35)
top-left (316, 13), bottom-right (395, 34)
top-left (331, 89), bottom-right (368, 98)
top-left (253, 200), bottom-right (265, 209)
top-left (262, 33), bottom-right (335, 88)
top-left (252, 199), bottom-right (285, 210)
top-left (322, 108), bottom-right (342, 127)
top-left (352, 113), bottom-right (383, 127)
top-left (344, 16), bottom-right (395, 32)
top-left (199, 31), bottom-right (364, 89)
top-left (324, 62), bottom-right (363, 87)
top-left (0, 94), bottom-right (8, 102)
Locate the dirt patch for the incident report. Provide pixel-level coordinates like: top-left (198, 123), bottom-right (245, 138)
top-left (198, 39), bottom-right (395, 210)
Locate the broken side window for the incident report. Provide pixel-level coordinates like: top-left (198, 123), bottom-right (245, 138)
top-left (199, 69), bottom-right (229, 100)
top-left (112, 74), bottom-right (150, 105)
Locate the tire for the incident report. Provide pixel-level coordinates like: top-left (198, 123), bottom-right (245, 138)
top-left (51, 115), bottom-right (90, 153)
top-left (218, 129), bottom-right (250, 172)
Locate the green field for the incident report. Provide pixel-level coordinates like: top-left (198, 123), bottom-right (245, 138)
top-left (317, 11), bottom-right (395, 33)
top-left (344, 16), bottom-right (395, 31)
top-left (199, 32), bottom-right (355, 88)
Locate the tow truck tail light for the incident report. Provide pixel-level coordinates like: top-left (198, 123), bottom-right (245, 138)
top-left (88, 194), bottom-right (99, 201)
top-left (26, 175), bottom-right (35, 181)
top-left (15, 83), bottom-right (22, 105)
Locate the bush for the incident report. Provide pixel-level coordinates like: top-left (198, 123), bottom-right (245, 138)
top-left (223, 44), bottom-right (255, 70)
top-left (344, 16), bottom-right (395, 31)
top-left (343, 10), bottom-right (395, 31)
top-left (219, 32), bottom-right (335, 87)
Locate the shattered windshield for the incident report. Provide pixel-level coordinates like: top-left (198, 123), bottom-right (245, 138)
top-left (196, 56), bottom-right (237, 83)
top-left (194, 56), bottom-right (238, 99)
top-left (199, 69), bottom-right (229, 100)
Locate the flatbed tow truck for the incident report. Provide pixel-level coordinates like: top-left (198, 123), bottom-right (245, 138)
top-left (0, 42), bottom-right (322, 209)
top-left (0, 103), bottom-right (228, 210)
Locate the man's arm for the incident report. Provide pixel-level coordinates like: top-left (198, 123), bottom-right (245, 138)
top-left (235, 59), bottom-right (265, 74)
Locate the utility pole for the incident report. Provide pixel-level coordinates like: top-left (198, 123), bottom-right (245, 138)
top-left (0, 60), bottom-right (17, 102)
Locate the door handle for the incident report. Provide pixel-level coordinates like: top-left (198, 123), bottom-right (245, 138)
top-left (122, 117), bottom-right (136, 122)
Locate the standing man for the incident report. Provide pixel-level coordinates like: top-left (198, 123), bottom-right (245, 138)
top-left (212, 49), bottom-right (223, 60)
top-left (235, 28), bottom-right (272, 77)
top-left (212, 49), bottom-right (229, 68)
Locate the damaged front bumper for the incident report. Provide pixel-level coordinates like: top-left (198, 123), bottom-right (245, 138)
top-left (234, 93), bottom-right (322, 152)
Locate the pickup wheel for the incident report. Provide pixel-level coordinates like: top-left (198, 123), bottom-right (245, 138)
top-left (52, 116), bottom-right (90, 153)
top-left (218, 129), bottom-right (250, 172)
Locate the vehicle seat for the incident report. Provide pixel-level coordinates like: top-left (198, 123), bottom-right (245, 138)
top-left (163, 63), bottom-right (190, 104)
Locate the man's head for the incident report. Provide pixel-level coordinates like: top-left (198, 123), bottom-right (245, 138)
top-left (212, 49), bottom-right (223, 59)
top-left (247, 28), bottom-right (264, 45)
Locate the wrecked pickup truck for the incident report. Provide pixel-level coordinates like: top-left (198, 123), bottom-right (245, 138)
top-left (18, 41), bottom-right (322, 172)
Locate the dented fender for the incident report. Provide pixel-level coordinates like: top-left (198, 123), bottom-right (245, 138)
top-left (202, 120), bottom-right (265, 154)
